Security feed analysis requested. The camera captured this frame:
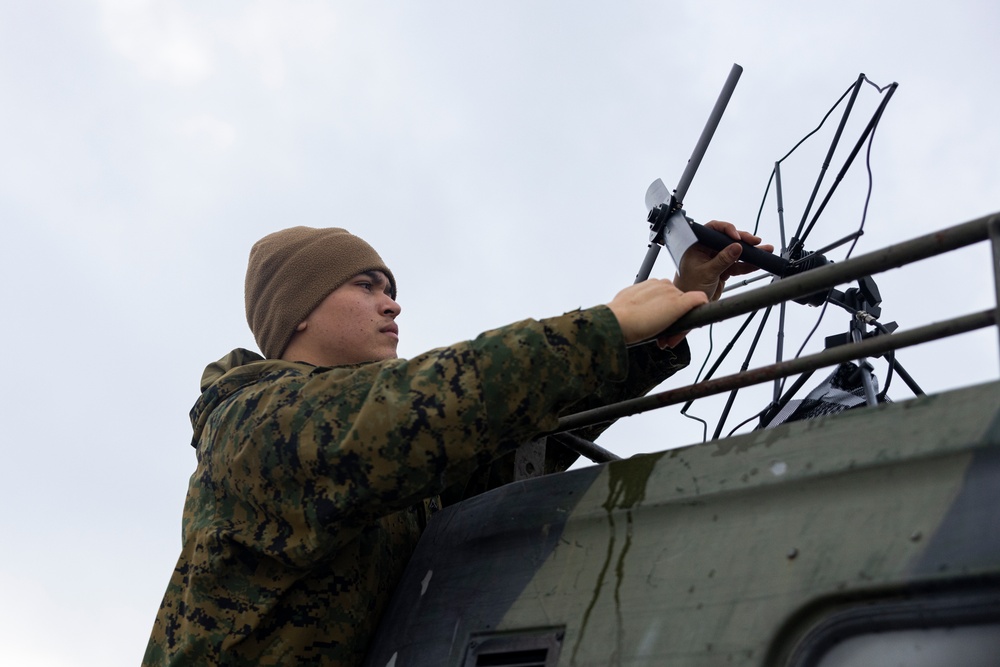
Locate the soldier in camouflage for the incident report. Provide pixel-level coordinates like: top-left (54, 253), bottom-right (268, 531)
top-left (143, 223), bottom-right (768, 666)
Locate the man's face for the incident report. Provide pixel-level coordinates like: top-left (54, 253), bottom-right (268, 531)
top-left (295, 270), bottom-right (401, 366)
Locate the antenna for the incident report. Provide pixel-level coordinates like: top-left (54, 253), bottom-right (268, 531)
top-left (635, 71), bottom-right (905, 440)
top-left (635, 63), bottom-right (743, 284)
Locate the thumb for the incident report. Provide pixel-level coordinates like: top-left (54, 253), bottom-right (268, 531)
top-left (711, 243), bottom-right (743, 272)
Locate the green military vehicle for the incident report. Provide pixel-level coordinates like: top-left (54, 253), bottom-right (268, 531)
top-left (362, 67), bottom-right (1000, 666)
top-left (362, 213), bottom-right (1000, 666)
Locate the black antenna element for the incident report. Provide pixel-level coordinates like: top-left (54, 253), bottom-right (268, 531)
top-left (791, 81), bottom-right (899, 253)
top-left (790, 74), bottom-right (866, 246)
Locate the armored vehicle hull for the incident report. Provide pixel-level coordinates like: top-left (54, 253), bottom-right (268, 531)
top-left (365, 380), bottom-right (1000, 666)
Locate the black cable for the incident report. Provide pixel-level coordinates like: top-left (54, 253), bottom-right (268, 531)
top-left (752, 81), bottom-right (858, 237)
top-left (861, 74), bottom-right (895, 94)
top-left (783, 300), bottom-right (832, 395)
top-left (781, 79), bottom-right (893, 384)
top-left (714, 305), bottom-right (774, 439)
top-left (727, 406), bottom-right (770, 437)
top-left (796, 82), bottom-right (896, 250)
top-left (848, 98), bottom-right (881, 259)
top-left (679, 75), bottom-right (896, 437)
top-left (682, 312), bottom-right (759, 442)
top-left (680, 323), bottom-right (714, 442)
top-left (792, 75), bottom-right (866, 245)
top-left (745, 81), bottom-right (865, 410)
top-left (873, 320), bottom-right (896, 400)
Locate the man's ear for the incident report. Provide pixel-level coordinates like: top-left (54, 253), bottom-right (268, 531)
top-left (295, 321), bottom-right (308, 332)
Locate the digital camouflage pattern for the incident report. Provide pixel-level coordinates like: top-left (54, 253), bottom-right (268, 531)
top-left (143, 305), bottom-right (690, 666)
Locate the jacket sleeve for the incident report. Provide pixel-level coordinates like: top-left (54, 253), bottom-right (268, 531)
top-left (441, 338), bottom-right (691, 501)
top-left (190, 306), bottom-right (628, 567)
top-left (565, 337), bottom-right (691, 440)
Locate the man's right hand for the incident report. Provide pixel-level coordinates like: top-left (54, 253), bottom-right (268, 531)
top-left (606, 279), bottom-right (708, 349)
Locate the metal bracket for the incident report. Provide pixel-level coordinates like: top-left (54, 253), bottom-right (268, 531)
top-left (514, 438), bottom-right (547, 481)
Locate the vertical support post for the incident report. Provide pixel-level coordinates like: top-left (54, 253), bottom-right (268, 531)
top-left (773, 160), bottom-right (787, 404)
top-left (989, 216), bottom-right (1000, 363)
top-left (850, 319), bottom-right (879, 406)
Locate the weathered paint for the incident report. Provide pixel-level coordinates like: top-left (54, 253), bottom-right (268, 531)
top-left (362, 381), bottom-right (1000, 666)
top-left (571, 453), bottom-right (664, 664)
top-left (362, 462), bottom-right (605, 665)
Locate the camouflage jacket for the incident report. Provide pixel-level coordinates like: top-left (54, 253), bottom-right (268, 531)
top-left (143, 306), bottom-right (689, 666)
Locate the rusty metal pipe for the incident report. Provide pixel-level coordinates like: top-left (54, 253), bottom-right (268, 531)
top-left (559, 309), bottom-right (996, 434)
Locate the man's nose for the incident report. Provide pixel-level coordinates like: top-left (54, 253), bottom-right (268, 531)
top-left (382, 294), bottom-right (401, 317)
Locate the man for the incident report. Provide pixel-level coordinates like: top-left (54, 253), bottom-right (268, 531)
top-left (143, 223), bottom-right (769, 666)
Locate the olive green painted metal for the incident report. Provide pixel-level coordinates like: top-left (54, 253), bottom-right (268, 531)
top-left (364, 382), bottom-right (1000, 666)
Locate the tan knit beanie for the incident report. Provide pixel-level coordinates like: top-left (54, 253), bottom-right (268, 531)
top-left (245, 226), bottom-right (396, 359)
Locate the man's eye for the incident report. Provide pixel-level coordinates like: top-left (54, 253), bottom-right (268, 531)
top-left (357, 282), bottom-right (372, 290)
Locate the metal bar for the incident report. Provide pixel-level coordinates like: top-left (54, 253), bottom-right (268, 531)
top-left (775, 161), bottom-right (787, 252)
top-left (851, 322), bottom-right (878, 406)
top-left (793, 229), bottom-right (864, 265)
top-left (759, 369), bottom-right (815, 428)
top-left (773, 159), bottom-right (787, 405)
top-left (792, 74), bottom-right (864, 244)
top-left (550, 432), bottom-right (621, 463)
top-left (714, 305), bottom-right (774, 439)
top-left (991, 216), bottom-right (1000, 361)
top-left (635, 242), bottom-right (661, 284)
top-left (557, 309), bottom-right (996, 433)
top-left (798, 83), bottom-right (897, 247)
top-left (680, 310), bottom-right (759, 412)
top-left (722, 273), bottom-right (770, 292)
top-left (889, 357), bottom-right (924, 396)
top-left (652, 213), bottom-right (997, 339)
top-left (673, 63), bottom-right (743, 205)
top-left (774, 300), bottom-right (786, 404)
top-left (637, 64), bottom-right (741, 285)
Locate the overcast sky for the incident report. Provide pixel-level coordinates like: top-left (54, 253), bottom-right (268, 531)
top-left (1, 2), bottom-right (997, 665)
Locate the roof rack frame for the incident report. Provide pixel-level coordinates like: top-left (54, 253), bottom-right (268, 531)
top-left (556, 212), bottom-right (1000, 435)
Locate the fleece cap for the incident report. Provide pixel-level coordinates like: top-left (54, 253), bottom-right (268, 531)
top-left (245, 226), bottom-right (396, 359)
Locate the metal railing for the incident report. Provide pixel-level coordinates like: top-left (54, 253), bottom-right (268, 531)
top-left (554, 212), bottom-right (1000, 448)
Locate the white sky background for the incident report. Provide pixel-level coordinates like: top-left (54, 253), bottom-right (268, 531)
top-left (0, 1), bottom-right (997, 664)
